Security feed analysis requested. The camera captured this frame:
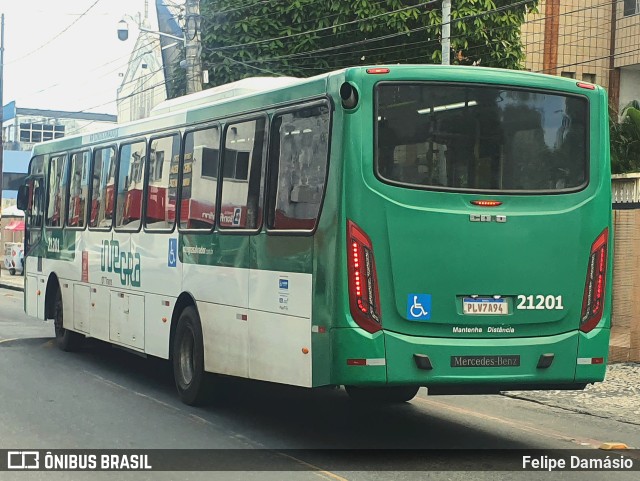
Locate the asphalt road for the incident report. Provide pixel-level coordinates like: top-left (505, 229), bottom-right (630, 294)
top-left (0, 287), bottom-right (639, 481)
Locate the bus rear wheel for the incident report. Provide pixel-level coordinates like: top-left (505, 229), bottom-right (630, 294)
top-left (53, 289), bottom-right (83, 352)
top-left (173, 306), bottom-right (211, 406)
top-left (345, 385), bottom-right (420, 404)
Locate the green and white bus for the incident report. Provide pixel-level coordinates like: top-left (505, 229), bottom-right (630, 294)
top-left (18, 65), bottom-right (612, 405)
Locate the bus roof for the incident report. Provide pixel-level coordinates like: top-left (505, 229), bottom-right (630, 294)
top-left (149, 76), bottom-right (303, 116)
top-left (30, 65), bottom-right (601, 156)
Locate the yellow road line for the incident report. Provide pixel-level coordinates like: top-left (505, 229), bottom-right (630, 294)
top-left (276, 452), bottom-right (349, 481)
top-left (0, 338), bottom-right (20, 344)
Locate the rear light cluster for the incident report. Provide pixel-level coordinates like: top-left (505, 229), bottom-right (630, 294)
top-left (347, 220), bottom-right (382, 333)
top-left (580, 228), bottom-right (608, 333)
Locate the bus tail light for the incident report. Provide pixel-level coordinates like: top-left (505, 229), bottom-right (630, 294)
top-left (580, 228), bottom-right (608, 333)
top-left (347, 220), bottom-right (382, 333)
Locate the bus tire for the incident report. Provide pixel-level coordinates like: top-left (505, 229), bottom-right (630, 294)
top-left (345, 385), bottom-right (419, 404)
top-left (53, 289), bottom-right (84, 352)
top-left (173, 306), bottom-right (211, 406)
top-left (9, 268), bottom-right (15, 276)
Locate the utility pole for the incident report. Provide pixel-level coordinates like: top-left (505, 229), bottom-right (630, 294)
top-left (441, 0), bottom-right (451, 65)
top-left (0, 14), bottom-right (5, 215)
top-left (185, 0), bottom-right (203, 93)
top-left (542, 0), bottom-right (559, 74)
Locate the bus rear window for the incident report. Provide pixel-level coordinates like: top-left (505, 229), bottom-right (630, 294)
top-left (375, 83), bottom-right (588, 192)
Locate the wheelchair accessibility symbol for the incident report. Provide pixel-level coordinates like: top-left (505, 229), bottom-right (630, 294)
top-left (407, 294), bottom-right (431, 321)
top-left (168, 238), bottom-right (177, 267)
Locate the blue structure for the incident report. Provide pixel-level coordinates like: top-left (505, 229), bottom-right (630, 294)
top-left (2, 150), bottom-right (30, 199)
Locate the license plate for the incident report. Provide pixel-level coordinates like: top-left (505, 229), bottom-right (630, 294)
top-left (463, 297), bottom-right (509, 315)
top-left (451, 355), bottom-right (520, 368)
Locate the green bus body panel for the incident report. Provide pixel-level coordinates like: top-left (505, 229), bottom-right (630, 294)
top-left (30, 230), bottom-right (76, 261)
top-left (332, 326), bottom-right (609, 386)
top-left (340, 66), bottom-right (611, 334)
top-left (331, 66), bottom-right (610, 386)
top-left (180, 234), bottom-right (251, 269)
top-left (575, 327), bottom-right (609, 381)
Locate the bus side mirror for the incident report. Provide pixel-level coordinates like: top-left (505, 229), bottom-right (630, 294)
top-left (16, 185), bottom-right (29, 211)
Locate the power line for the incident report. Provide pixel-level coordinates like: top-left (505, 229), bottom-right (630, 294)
top-left (6, 0), bottom-right (103, 65)
top-left (202, 0), bottom-right (535, 64)
top-left (206, 0), bottom-right (439, 53)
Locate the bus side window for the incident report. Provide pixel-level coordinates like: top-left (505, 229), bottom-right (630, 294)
top-left (115, 141), bottom-right (146, 231)
top-left (45, 154), bottom-right (68, 228)
top-left (267, 104), bottom-right (330, 231)
top-left (66, 151), bottom-right (91, 228)
top-left (89, 147), bottom-right (116, 229)
top-left (146, 134), bottom-right (180, 230)
top-left (180, 127), bottom-right (220, 230)
top-left (219, 118), bottom-right (267, 230)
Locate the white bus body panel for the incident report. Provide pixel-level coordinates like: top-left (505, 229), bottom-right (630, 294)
top-left (90, 285), bottom-right (110, 341)
top-left (73, 284), bottom-right (90, 333)
top-left (248, 270), bottom-right (312, 387)
top-left (25, 275), bottom-right (39, 318)
top-left (186, 263), bottom-right (249, 378)
top-left (109, 291), bottom-right (145, 350)
top-left (144, 293), bottom-right (173, 359)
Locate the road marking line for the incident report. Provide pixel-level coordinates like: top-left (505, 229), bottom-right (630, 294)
top-left (600, 442), bottom-right (629, 450)
top-left (413, 396), bottom-right (606, 448)
top-left (85, 371), bottom-right (350, 477)
top-left (0, 338), bottom-right (20, 344)
top-left (276, 452), bottom-right (349, 481)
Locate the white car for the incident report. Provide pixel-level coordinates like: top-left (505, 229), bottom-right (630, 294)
top-left (3, 243), bottom-right (24, 276)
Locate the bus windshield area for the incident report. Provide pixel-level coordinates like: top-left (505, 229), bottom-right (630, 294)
top-left (375, 83), bottom-right (588, 193)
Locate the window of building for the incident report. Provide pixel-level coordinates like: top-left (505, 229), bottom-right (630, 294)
top-left (561, 71), bottom-right (576, 79)
top-left (115, 141), bottom-right (147, 230)
top-left (2, 172), bottom-right (27, 191)
top-left (624, 0), bottom-right (640, 16)
top-left (46, 154), bottom-right (68, 227)
top-left (67, 151), bottom-right (91, 228)
top-left (219, 119), bottom-right (267, 230)
top-left (180, 127), bottom-right (220, 230)
top-left (89, 147), bottom-right (116, 229)
top-left (19, 123), bottom-right (65, 143)
top-left (267, 104), bottom-right (331, 231)
top-left (146, 134), bottom-right (180, 230)
top-left (582, 73), bottom-right (596, 84)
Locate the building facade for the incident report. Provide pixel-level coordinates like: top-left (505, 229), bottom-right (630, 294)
top-left (521, 0), bottom-right (640, 114)
top-left (1, 102), bottom-right (117, 209)
top-left (116, 0), bottom-right (183, 122)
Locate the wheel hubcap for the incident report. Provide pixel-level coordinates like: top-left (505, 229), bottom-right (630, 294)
top-left (179, 328), bottom-right (195, 385)
top-left (54, 302), bottom-right (64, 337)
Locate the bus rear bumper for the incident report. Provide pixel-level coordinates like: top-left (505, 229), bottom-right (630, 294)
top-left (331, 327), bottom-right (609, 389)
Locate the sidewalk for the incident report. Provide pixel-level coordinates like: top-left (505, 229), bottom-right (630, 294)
top-left (0, 271), bottom-right (24, 291)
top-left (504, 362), bottom-right (640, 426)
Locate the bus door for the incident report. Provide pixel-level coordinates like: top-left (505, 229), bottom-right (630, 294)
top-left (18, 155), bottom-right (47, 317)
top-left (250, 103), bottom-right (331, 387)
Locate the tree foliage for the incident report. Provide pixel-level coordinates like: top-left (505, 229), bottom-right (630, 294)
top-left (198, 0), bottom-right (538, 87)
top-left (611, 101), bottom-right (640, 174)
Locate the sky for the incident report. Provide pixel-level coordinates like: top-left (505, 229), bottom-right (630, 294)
top-left (1, 0), bottom-right (159, 115)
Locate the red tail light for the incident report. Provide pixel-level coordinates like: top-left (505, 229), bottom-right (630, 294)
top-left (347, 220), bottom-right (382, 333)
top-left (580, 229), bottom-right (608, 333)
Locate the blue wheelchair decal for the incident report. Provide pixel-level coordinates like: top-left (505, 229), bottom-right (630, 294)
top-left (407, 294), bottom-right (431, 321)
